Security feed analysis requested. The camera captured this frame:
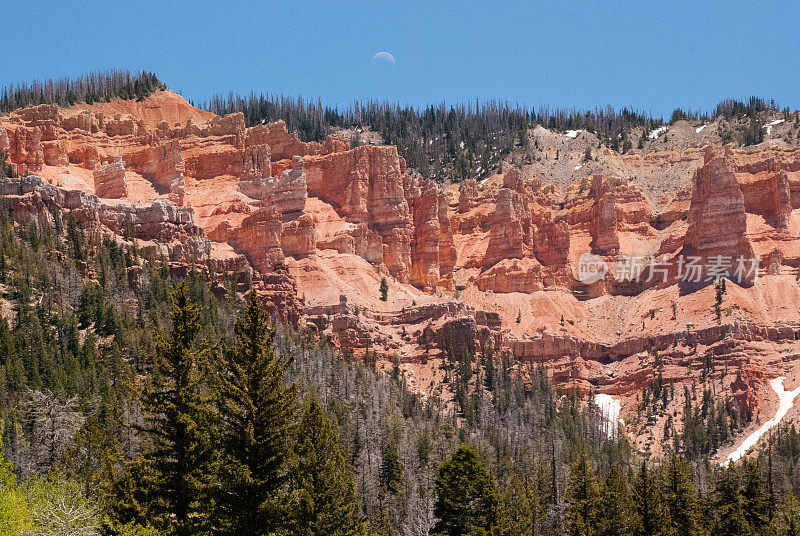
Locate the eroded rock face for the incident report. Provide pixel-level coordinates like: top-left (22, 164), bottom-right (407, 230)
top-left (408, 178), bottom-right (456, 291)
top-left (281, 213), bottom-right (316, 257)
top-left (94, 157), bottom-right (127, 199)
top-left (6, 93), bottom-right (800, 445)
top-left (225, 207), bottom-right (284, 274)
top-left (240, 155), bottom-right (308, 219)
top-left (242, 143), bottom-right (271, 181)
top-left (246, 120), bottom-right (349, 162)
top-left (299, 145), bottom-right (414, 280)
top-left (1, 175), bottom-right (210, 263)
top-left (683, 148), bottom-right (755, 284)
top-left (484, 187), bottom-right (530, 266)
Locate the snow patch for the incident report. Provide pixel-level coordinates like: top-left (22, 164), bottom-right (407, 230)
top-left (649, 126), bottom-right (668, 139)
top-left (765, 119), bottom-right (785, 135)
top-left (595, 393), bottom-right (622, 438)
top-left (565, 130), bottom-right (583, 139)
top-left (695, 125), bottom-right (706, 133)
top-left (574, 164), bottom-right (583, 171)
top-left (723, 376), bottom-right (800, 466)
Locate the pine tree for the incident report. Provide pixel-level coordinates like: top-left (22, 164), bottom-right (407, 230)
top-left (379, 440), bottom-right (403, 495)
top-left (631, 462), bottom-right (671, 536)
top-left (661, 455), bottom-right (700, 536)
top-left (780, 494), bottom-right (800, 536)
top-left (565, 451), bottom-right (601, 536)
top-left (379, 277), bottom-right (389, 302)
top-left (711, 467), bottom-right (750, 536)
top-left (136, 285), bottom-right (213, 536)
top-left (600, 466), bottom-right (632, 536)
top-left (432, 445), bottom-right (498, 536)
top-left (290, 399), bottom-right (367, 536)
top-left (499, 473), bottom-right (542, 536)
top-left (215, 292), bottom-right (297, 536)
top-left (741, 460), bottom-right (769, 533)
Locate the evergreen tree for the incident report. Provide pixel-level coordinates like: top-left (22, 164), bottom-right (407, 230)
top-left (379, 278), bottom-right (389, 302)
top-left (290, 399), bottom-right (367, 536)
top-left (499, 472), bottom-right (542, 536)
top-left (711, 467), bottom-right (751, 536)
top-left (565, 451), bottom-right (601, 536)
top-left (136, 285), bottom-right (213, 536)
top-left (631, 462), bottom-right (671, 536)
top-left (432, 445), bottom-right (498, 536)
top-left (215, 292), bottom-right (297, 536)
top-left (379, 440), bottom-right (403, 495)
top-left (600, 467), bottom-right (632, 536)
top-left (661, 455), bottom-right (701, 536)
top-left (780, 494), bottom-right (800, 536)
top-left (741, 460), bottom-right (769, 533)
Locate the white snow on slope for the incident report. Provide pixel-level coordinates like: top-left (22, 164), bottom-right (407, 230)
top-left (595, 393), bottom-right (622, 438)
top-left (765, 119), bottom-right (785, 135)
top-left (723, 376), bottom-right (800, 466)
top-left (565, 129), bottom-right (583, 138)
top-left (649, 126), bottom-right (668, 139)
top-left (574, 164), bottom-right (583, 171)
top-left (696, 125), bottom-right (706, 133)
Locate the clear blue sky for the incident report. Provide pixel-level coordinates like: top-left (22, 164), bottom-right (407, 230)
top-left (3, 0), bottom-right (799, 118)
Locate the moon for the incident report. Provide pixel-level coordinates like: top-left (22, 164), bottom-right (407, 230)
top-left (372, 51), bottom-right (396, 65)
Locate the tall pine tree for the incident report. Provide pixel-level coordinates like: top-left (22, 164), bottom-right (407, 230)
top-left (600, 466), bottom-right (632, 536)
top-left (631, 462), bottom-right (671, 536)
top-left (661, 455), bottom-right (700, 536)
top-left (565, 451), bottom-right (601, 536)
top-left (432, 445), bottom-right (498, 536)
top-left (215, 292), bottom-right (297, 536)
top-left (290, 399), bottom-right (367, 536)
top-left (137, 285), bottom-right (213, 536)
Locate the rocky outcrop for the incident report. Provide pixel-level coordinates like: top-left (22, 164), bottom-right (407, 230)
top-left (458, 178), bottom-right (478, 213)
top-left (299, 145), bottom-right (414, 280)
top-left (4, 125), bottom-right (44, 173)
top-left (408, 178), bottom-right (456, 291)
top-left (240, 155), bottom-right (308, 219)
top-left (281, 213), bottom-right (316, 257)
top-left (1, 175), bottom-right (210, 263)
top-left (93, 157), bottom-right (128, 199)
top-left (683, 147), bottom-right (755, 284)
top-left (224, 207), bottom-right (284, 274)
top-left (592, 190), bottom-right (619, 255)
top-left (483, 187), bottom-right (530, 266)
top-left (246, 120), bottom-right (349, 162)
top-left (738, 169), bottom-right (793, 229)
top-left (242, 142), bottom-right (271, 181)
top-left (151, 140), bottom-right (186, 205)
top-left (533, 217), bottom-right (570, 266)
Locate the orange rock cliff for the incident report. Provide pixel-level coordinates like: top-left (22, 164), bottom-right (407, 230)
top-left (3, 90), bottom-right (800, 459)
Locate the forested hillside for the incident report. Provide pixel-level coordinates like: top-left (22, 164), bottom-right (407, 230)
top-left (0, 156), bottom-right (799, 535)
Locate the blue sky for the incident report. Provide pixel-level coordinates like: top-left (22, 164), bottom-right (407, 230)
top-left (2, 0), bottom-right (799, 118)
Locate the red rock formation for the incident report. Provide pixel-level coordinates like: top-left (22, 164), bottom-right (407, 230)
top-left (408, 178), bottom-right (455, 291)
top-left (150, 140), bottom-right (186, 205)
top-left (224, 207), bottom-right (284, 274)
top-left (483, 187), bottom-right (530, 266)
top-left (281, 213), bottom-right (316, 257)
top-left (241, 155), bottom-right (308, 220)
top-left (683, 147), bottom-right (755, 284)
top-left (93, 157), bottom-right (128, 199)
top-left (242, 142), bottom-right (271, 181)
top-left (299, 145), bottom-right (414, 280)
